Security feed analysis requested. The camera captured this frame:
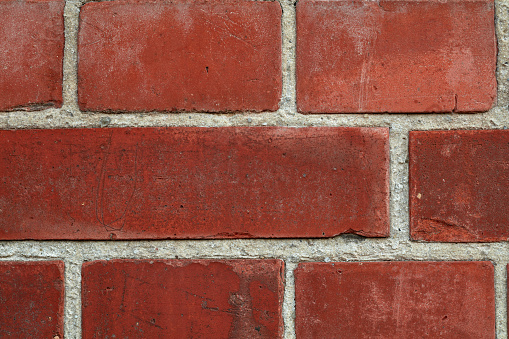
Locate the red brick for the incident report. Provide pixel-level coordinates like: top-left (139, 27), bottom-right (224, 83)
top-left (410, 130), bottom-right (509, 242)
top-left (82, 259), bottom-right (284, 338)
top-left (296, 0), bottom-right (496, 113)
top-left (78, 0), bottom-right (281, 113)
top-left (0, 127), bottom-right (389, 240)
top-left (0, 0), bottom-right (64, 111)
top-left (0, 261), bottom-right (64, 338)
top-left (295, 261), bottom-right (495, 338)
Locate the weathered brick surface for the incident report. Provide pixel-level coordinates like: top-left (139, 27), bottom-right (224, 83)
top-left (0, 0), bottom-right (64, 111)
top-left (296, 0), bottom-right (496, 113)
top-left (0, 127), bottom-right (389, 240)
top-left (295, 261), bottom-right (495, 338)
top-left (410, 130), bottom-right (509, 242)
top-left (78, 0), bottom-right (282, 113)
top-left (0, 261), bottom-right (64, 338)
top-left (82, 259), bottom-right (284, 338)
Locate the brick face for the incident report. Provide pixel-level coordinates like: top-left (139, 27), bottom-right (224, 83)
top-left (296, 0), bottom-right (496, 113)
top-left (0, 127), bottom-right (389, 240)
top-left (0, 261), bottom-right (65, 338)
top-left (1, 0), bottom-right (507, 334)
top-left (82, 259), bottom-right (284, 338)
top-left (410, 130), bottom-right (509, 242)
top-left (0, 0), bottom-right (64, 111)
top-left (295, 261), bottom-right (495, 338)
top-left (78, 0), bottom-right (282, 113)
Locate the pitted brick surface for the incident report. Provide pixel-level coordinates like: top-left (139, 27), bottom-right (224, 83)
top-left (295, 261), bottom-right (495, 338)
top-left (0, 127), bottom-right (389, 239)
top-left (296, 0), bottom-right (496, 113)
top-left (82, 259), bottom-right (284, 338)
top-left (0, 261), bottom-right (65, 338)
top-left (78, 0), bottom-right (282, 112)
top-left (0, 0), bottom-right (64, 111)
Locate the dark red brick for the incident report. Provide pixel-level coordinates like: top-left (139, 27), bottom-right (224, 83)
top-left (296, 0), bottom-right (496, 113)
top-left (295, 261), bottom-right (495, 338)
top-left (78, 0), bottom-right (281, 113)
top-left (0, 0), bottom-right (64, 111)
top-left (82, 259), bottom-right (284, 338)
top-left (0, 127), bottom-right (389, 240)
top-left (0, 261), bottom-right (64, 338)
top-left (410, 130), bottom-right (509, 242)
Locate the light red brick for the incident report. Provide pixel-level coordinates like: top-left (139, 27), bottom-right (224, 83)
top-left (82, 259), bottom-right (284, 338)
top-left (0, 127), bottom-right (389, 240)
top-left (78, 0), bottom-right (282, 113)
top-left (296, 0), bottom-right (496, 113)
top-left (295, 261), bottom-right (495, 338)
top-left (0, 0), bottom-right (64, 111)
top-left (410, 130), bottom-right (509, 242)
top-left (0, 261), bottom-right (64, 338)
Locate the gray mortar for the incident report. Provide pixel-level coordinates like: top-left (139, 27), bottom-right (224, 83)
top-left (0, 0), bottom-right (508, 337)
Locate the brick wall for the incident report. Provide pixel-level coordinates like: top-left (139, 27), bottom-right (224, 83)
top-left (0, 0), bottom-right (508, 337)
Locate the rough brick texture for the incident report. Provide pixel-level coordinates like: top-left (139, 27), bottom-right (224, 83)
top-left (410, 130), bottom-right (509, 242)
top-left (82, 259), bottom-right (284, 338)
top-left (296, 0), bottom-right (496, 113)
top-left (0, 0), bottom-right (64, 111)
top-left (295, 261), bottom-right (495, 338)
top-left (0, 127), bottom-right (389, 240)
top-left (0, 261), bottom-right (65, 338)
top-left (78, 0), bottom-right (282, 113)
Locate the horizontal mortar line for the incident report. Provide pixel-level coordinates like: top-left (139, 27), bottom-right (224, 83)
top-left (1, 113), bottom-right (509, 129)
top-left (0, 123), bottom-right (505, 131)
top-left (2, 102), bottom-right (507, 115)
top-left (1, 105), bottom-right (507, 116)
top-left (3, 254), bottom-right (509, 263)
top-left (7, 252), bottom-right (509, 258)
top-left (2, 247), bottom-right (509, 260)
top-left (2, 238), bottom-right (509, 246)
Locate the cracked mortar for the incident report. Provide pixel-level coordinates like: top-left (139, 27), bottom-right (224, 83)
top-left (0, 0), bottom-right (509, 337)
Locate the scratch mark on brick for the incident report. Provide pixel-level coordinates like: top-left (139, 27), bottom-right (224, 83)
top-left (95, 132), bottom-right (139, 232)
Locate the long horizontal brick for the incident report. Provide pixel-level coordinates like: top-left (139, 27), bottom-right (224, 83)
top-left (296, 0), bottom-right (496, 113)
top-left (410, 130), bottom-right (509, 242)
top-left (0, 0), bottom-right (64, 111)
top-left (295, 261), bottom-right (495, 338)
top-left (0, 127), bottom-right (389, 239)
top-left (78, 0), bottom-right (281, 113)
top-left (0, 261), bottom-right (64, 338)
top-left (82, 259), bottom-right (284, 338)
